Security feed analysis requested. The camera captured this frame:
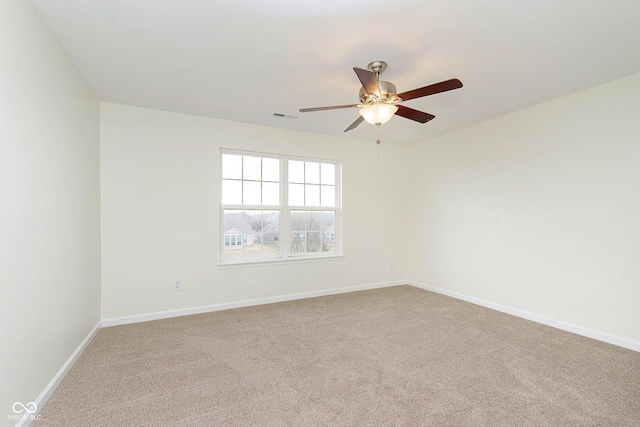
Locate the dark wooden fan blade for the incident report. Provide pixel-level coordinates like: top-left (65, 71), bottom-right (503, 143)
top-left (344, 116), bottom-right (364, 132)
top-left (353, 67), bottom-right (381, 98)
top-left (397, 78), bottom-right (463, 102)
top-left (395, 105), bottom-right (435, 123)
top-left (299, 104), bottom-right (361, 113)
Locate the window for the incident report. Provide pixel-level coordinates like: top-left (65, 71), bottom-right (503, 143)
top-left (221, 150), bottom-right (341, 264)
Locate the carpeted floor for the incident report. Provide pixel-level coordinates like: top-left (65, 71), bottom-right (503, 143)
top-left (34, 285), bottom-right (640, 426)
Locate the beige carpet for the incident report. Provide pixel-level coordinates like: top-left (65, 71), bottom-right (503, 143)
top-left (34, 286), bottom-right (640, 426)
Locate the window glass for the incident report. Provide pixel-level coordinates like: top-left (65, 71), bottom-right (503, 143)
top-left (222, 180), bottom-right (242, 205)
top-left (290, 211), bottom-right (306, 231)
top-left (288, 183), bottom-right (304, 206)
top-left (262, 158), bottom-right (279, 182)
top-left (243, 156), bottom-right (261, 181)
top-left (305, 184), bottom-right (320, 207)
top-left (321, 163), bottom-right (335, 185)
top-left (242, 181), bottom-right (261, 205)
top-left (262, 182), bottom-right (279, 205)
top-left (320, 186), bottom-right (335, 207)
top-left (222, 154), bottom-right (242, 179)
top-left (305, 162), bottom-right (320, 184)
top-left (288, 160), bottom-right (304, 184)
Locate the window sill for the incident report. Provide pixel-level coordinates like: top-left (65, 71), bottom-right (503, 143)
top-left (218, 254), bottom-right (345, 269)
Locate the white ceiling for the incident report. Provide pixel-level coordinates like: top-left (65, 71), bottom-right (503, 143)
top-left (31, 0), bottom-right (640, 145)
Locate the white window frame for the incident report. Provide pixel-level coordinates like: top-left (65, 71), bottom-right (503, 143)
top-left (219, 149), bottom-right (342, 266)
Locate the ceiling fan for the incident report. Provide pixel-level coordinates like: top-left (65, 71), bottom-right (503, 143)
top-left (299, 61), bottom-right (463, 132)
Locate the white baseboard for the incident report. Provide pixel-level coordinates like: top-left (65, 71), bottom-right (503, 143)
top-left (102, 280), bottom-right (405, 327)
top-left (407, 280), bottom-right (640, 353)
top-left (16, 320), bottom-right (102, 427)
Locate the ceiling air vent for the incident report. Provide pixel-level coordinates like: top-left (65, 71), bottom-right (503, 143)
top-left (272, 112), bottom-right (298, 119)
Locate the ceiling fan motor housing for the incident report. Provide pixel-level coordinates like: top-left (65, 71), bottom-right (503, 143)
top-left (359, 81), bottom-right (398, 104)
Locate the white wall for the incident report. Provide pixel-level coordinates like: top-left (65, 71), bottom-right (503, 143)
top-left (404, 73), bottom-right (640, 343)
top-left (0, 0), bottom-right (101, 422)
top-left (100, 103), bottom-right (405, 319)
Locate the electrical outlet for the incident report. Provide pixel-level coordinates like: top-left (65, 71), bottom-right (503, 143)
top-left (390, 261), bottom-right (395, 270)
top-left (172, 280), bottom-right (182, 292)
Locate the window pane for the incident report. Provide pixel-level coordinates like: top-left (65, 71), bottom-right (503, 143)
top-left (262, 157), bottom-right (279, 182)
top-left (321, 163), bottom-right (335, 185)
top-left (305, 184), bottom-right (320, 206)
top-left (289, 183), bottom-right (304, 206)
top-left (290, 211), bottom-right (305, 231)
top-left (243, 156), bottom-right (261, 181)
top-left (321, 211), bottom-right (336, 252)
top-left (263, 233), bottom-right (280, 255)
top-left (305, 162), bottom-right (320, 184)
top-left (225, 247), bottom-right (242, 258)
top-left (289, 160), bottom-right (304, 183)
top-left (241, 233), bottom-right (261, 257)
top-left (223, 210), bottom-right (245, 258)
top-left (306, 232), bottom-right (321, 253)
top-left (244, 210), bottom-right (263, 232)
top-left (222, 180), bottom-right (242, 205)
top-left (305, 211), bottom-right (321, 231)
top-left (223, 209), bottom-right (242, 227)
top-left (261, 210), bottom-right (280, 234)
top-left (222, 154), bottom-right (242, 179)
top-left (321, 211), bottom-right (336, 227)
top-left (320, 185), bottom-right (335, 207)
top-left (290, 233), bottom-right (305, 254)
top-left (262, 182), bottom-right (279, 205)
top-left (243, 181), bottom-right (261, 205)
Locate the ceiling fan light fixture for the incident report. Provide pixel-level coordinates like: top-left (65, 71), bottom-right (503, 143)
top-left (359, 103), bottom-right (398, 126)
top-left (299, 61), bottom-right (462, 132)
